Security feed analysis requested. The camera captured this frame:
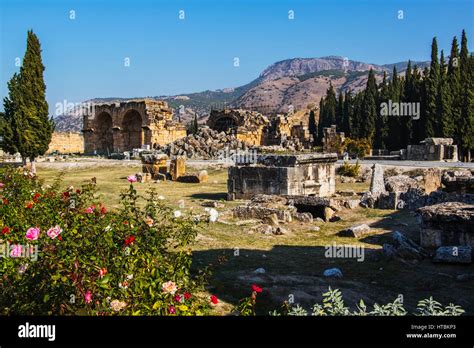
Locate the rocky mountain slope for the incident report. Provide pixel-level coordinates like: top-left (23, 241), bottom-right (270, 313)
top-left (54, 57), bottom-right (428, 132)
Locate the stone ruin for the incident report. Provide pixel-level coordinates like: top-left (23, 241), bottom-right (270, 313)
top-left (322, 125), bottom-right (345, 156)
top-left (418, 202), bottom-right (474, 250)
top-left (137, 152), bottom-right (207, 183)
top-left (405, 138), bottom-right (458, 162)
top-left (227, 153), bottom-right (337, 200)
top-left (83, 99), bottom-right (186, 154)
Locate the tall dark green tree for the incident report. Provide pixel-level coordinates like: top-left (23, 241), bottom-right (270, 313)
top-left (360, 69), bottom-right (378, 144)
top-left (374, 71), bottom-right (389, 149)
top-left (438, 50), bottom-right (454, 137)
top-left (425, 37), bottom-right (441, 137)
top-left (308, 109), bottom-right (317, 144)
top-left (448, 36), bottom-right (462, 145)
top-left (1, 30), bottom-right (53, 172)
top-left (459, 30), bottom-right (473, 161)
top-left (342, 90), bottom-right (353, 137)
top-left (317, 83), bottom-right (337, 141)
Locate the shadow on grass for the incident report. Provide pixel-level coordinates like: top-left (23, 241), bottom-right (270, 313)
top-left (190, 192), bottom-right (228, 200)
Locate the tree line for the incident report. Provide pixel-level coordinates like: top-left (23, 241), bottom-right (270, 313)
top-left (311, 30), bottom-right (473, 161)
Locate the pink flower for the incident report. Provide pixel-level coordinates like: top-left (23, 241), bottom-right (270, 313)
top-left (162, 281), bottom-right (178, 295)
top-left (46, 225), bottom-right (62, 239)
top-left (25, 227), bottom-right (40, 241)
top-left (84, 206), bottom-right (95, 214)
top-left (99, 268), bottom-right (107, 278)
top-left (127, 175), bottom-right (137, 183)
top-left (0, 183), bottom-right (4, 189)
top-left (168, 306), bottom-right (176, 314)
top-left (10, 245), bottom-right (23, 258)
top-left (84, 291), bottom-right (92, 304)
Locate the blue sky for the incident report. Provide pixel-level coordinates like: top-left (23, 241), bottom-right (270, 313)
top-left (0, 0), bottom-right (473, 114)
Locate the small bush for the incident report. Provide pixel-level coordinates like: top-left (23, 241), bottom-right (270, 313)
top-left (344, 138), bottom-right (371, 158)
top-left (337, 161), bottom-right (361, 177)
top-left (0, 168), bottom-right (212, 315)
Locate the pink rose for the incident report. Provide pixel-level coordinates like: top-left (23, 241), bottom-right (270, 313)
top-left (0, 183), bottom-right (4, 189)
top-left (162, 281), bottom-right (178, 295)
top-left (84, 290), bottom-right (92, 304)
top-left (10, 245), bottom-right (23, 258)
top-left (47, 226), bottom-right (62, 239)
top-left (25, 227), bottom-right (40, 241)
top-left (127, 175), bottom-right (137, 183)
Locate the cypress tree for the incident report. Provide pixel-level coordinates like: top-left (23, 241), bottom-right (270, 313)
top-left (308, 110), bottom-right (317, 143)
top-left (337, 92), bottom-right (344, 131)
top-left (425, 37), bottom-right (440, 138)
top-left (374, 71), bottom-right (389, 149)
top-left (342, 90), bottom-right (352, 137)
top-left (361, 69), bottom-right (377, 144)
top-left (438, 50), bottom-right (454, 137)
top-left (192, 114), bottom-right (199, 135)
top-left (1, 30), bottom-right (53, 172)
top-left (448, 36), bottom-right (462, 147)
top-left (459, 30), bottom-right (473, 161)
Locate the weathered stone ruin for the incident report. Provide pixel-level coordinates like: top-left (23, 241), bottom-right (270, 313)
top-left (418, 202), bottom-right (474, 248)
top-left (322, 125), bottom-right (345, 155)
top-left (140, 153), bottom-right (168, 181)
top-left (405, 138), bottom-right (458, 162)
top-left (83, 100), bottom-right (186, 154)
top-left (170, 156), bottom-right (186, 181)
top-left (361, 165), bottom-right (474, 210)
top-left (227, 153), bottom-right (337, 200)
top-left (207, 109), bottom-right (269, 146)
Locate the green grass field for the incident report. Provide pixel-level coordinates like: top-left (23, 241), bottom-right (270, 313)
top-left (36, 164), bottom-right (474, 315)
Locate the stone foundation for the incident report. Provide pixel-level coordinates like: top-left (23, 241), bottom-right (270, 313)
top-left (417, 202), bottom-right (474, 249)
top-left (227, 153), bottom-right (337, 200)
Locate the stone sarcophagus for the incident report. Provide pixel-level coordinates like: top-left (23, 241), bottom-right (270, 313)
top-left (227, 153), bottom-right (337, 200)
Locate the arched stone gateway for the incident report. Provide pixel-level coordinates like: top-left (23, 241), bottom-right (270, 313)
top-left (121, 110), bottom-right (143, 151)
top-left (96, 112), bottom-right (114, 154)
top-left (82, 100), bottom-right (186, 154)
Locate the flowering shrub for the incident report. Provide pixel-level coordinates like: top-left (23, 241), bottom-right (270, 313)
top-left (0, 168), bottom-right (211, 315)
top-left (233, 284), bottom-right (263, 316)
top-left (268, 288), bottom-right (465, 316)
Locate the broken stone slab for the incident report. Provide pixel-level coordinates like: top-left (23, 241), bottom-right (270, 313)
top-left (441, 170), bottom-right (474, 194)
top-left (263, 213), bottom-right (280, 226)
top-left (323, 207), bottom-right (335, 222)
top-left (177, 170), bottom-right (208, 183)
top-left (369, 164), bottom-right (386, 198)
top-left (418, 202), bottom-right (474, 248)
top-left (339, 224), bottom-right (371, 238)
top-left (293, 212), bottom-right (313, 223)
top-left (385, 175), bottom-right (420, 193)
top-left (252, 224), bottom-right (274, 235)
top-left (391, 231), bottom-right (428, 259)
top-left (433, 246), bottom-right (472, 264)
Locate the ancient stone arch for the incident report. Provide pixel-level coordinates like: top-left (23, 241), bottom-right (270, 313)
top-left (96, 111), bottom-right (114, 154)
top-left (83, 100), bottom-right (186, 154)
top-left (121, 109), bottom-right (143, 151)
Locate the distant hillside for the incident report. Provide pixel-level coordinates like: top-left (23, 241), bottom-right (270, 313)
top-left (53, 56), bottom-right (427, 132)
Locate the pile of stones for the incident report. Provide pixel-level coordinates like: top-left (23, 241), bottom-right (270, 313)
top-left (158, 127), bottom-right (250, 160)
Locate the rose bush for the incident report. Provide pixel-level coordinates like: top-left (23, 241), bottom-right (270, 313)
top-left (0, 168), bottom-right (211, 315)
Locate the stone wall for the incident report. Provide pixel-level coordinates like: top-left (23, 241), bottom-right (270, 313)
top-left (405, 138), bottom-right (458, 162)
top-left (47, 132), bottom-right (84, 154)
top-left (228, 153), bottom-right (337, 200)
